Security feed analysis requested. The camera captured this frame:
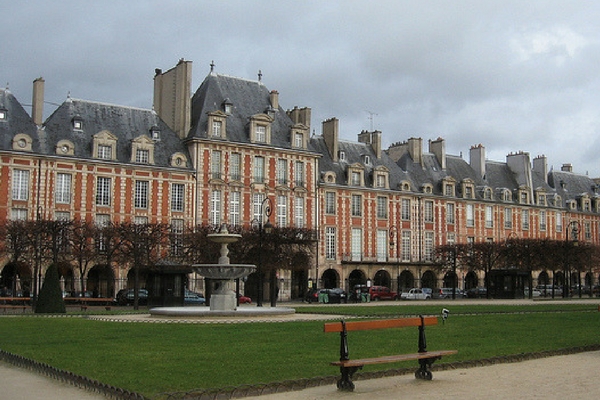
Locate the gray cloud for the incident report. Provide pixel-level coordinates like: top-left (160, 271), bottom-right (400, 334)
top-left (3, 0), bottom-right (600, 175)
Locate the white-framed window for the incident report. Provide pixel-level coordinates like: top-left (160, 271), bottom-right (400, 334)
top-left (229, 191), bottom-right (241, 226)
top-left (255, 125), bottom-right (266, 142)
top-left (325, 192), bottom-right (336, 214)
top-left (97, 145), bottom-right (112, 160)
top-left (0, 109), bottom-right (6, 121)
top-left (170, 218), bottom-right (184, 256)
top-left (585, 222), bottom-right (591, 241)
top-left (401, 230), bottom-right (411, 262)
top-left (424, 200), bottom-right (434, 223)
top-left (230, 153), bottom-right (241, 181)
top-left (504, 207), bottom-right (513, 229)
top-left (11, 208), bottom-right (28, 221)
top-left (56, 211), bottom-right (71, 221)
top-left (210, 190), bottom-right (221, 225)
top-left (12, 169), bottom-right (29, 201)
top-left (136, 149), bottom-right (149, 164)
top-left (134, 180), bottom-right (149, 209)
top-left (254, 156), bottom-right (265, 183)
top-left (134, 216), bottom-right (148, 225)
top-left (351, 194), bottom-right (362, 217)
top-left (325, 227), bottom-right (336, 260)
top-left (485, 206), bottom-right (493, 228)
top-left (277, 159), bottom-right (287, 185)
top-left (466, 204), bottom-right (474, 227)
top-left (211, 150), bottom-right (222, 179)
top-left (376, 229), bottom-right (388, 262)
top-left (253, 192), bottom-right (266, 223)
top-left (401, 198), bottom-right (411, 220)
top-left (295, 161), bottom-right (304, 187)
top-left (424, 231), bottom-right (434, 261)
top-left (277, 195), bottom-right (287, 227)
top-left (376, 174), bottom-right (385, 188)
top-left (96, 177), bottom-right (111, 206)
top-left (376, 196), bottom-right (388, 219)
top-left (351, 171), bottom-right (361, 186)
top-left (522, 209), bottom-right (530, 230)
top-left (294, 132), bottom-right (303, 148)
top-left (446, 203), bottom-right (455, 224)
top-left (556, 212), bottom-right (563, 232)
top-left (171, 183), bottom-right (184, 212)
top-left (55, 173), bottom-right (72, 204)
top-left (540, 210), bottom-right (547, 231)
top-left (351, 228), bottom-right (362, 261)
top-left (294, 196), bottom-right (304, 228)
top-left (212, 120), bottom-right (222, 137)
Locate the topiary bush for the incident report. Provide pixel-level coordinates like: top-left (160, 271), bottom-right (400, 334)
top-left (35, 264), bottom-right (66, 313)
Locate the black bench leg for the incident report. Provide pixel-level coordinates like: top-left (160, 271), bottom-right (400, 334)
top-left (415, 356), bottom-right (441, 380)
top-left (338, 366), bottom-right (361, 391)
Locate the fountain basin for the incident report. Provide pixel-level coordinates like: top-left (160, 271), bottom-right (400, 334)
top-left (192, 264), bottom-right (256, 279)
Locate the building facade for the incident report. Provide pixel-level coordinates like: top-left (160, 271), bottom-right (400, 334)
top-left (1, 60), bottom-right (599, 301)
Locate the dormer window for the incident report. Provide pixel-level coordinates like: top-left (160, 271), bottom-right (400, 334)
top-left (339, 150), bottom-right (346, 161)
top-left (0, 108), bottom-right (6, 121)
top-left (255, 125), bottom-right (266, 142)
top-left (266, 106), bottom-right (276, 118)
top-left (483, 188), bottom-right (493, 200)
top-left (351, 171), bottom-right (361, 185)
top-left (98, 144), bottom-right (112, 159)
top-left (503, 190), bottom-right (512, 202)
top-left (212, 120), bottom-right (222, 137)
top-left (72, 116), bottom-right (83, 131)
top-left (249, 114), bottom-right (272, 144)
top-left (222, 98), bottom-right (233, 114)
top-left (130, 135), bottom-right (155, 164)
top-left (294, 132), bottom-right (303, 148)
top-left (150, 126), bottom-right (161, 141)
top-left (362, 155), bottom-right (371, 165)
top-left (136, 149), bottom-right (150, 164)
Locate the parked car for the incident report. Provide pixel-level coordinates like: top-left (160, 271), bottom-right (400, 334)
top-left (536, 285), bottom-right (563, 297)
top-left (433, 287), bottom-right (463, 299)
top-left (524, 287), bottom-right (541, 297)
top-left (184, 290), bottom-right (205, 306)
top-left (368, 286), bottom-right (398, 301)
top-left (316, 288), bottom-right (347, 303)
top-left (115, 288), bottom-right (148, 306)
top-left (237, 293), bottom-right (252, 304)
top-left (465, 287), bottom-right (487, 298)
top-left (304, 288), bottom-right (320, 303)
top-left (400, 288), bottom-right (431, 300)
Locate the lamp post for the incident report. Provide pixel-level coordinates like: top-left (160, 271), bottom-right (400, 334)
top-left (566, 220), bottom-right (580, 298)
top-left (251, 197), bottom-right (273, 307)
top-left (389, 226), bottom-right (399, 293)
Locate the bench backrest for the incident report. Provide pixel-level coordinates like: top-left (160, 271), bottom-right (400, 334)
top-left (324, 316), bottom-right (438, 333)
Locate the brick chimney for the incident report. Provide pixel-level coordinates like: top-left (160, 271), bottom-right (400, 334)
top-left (270, 90), bottom-right (279, 110)
top-left (32, 77), bottom-right (44, 126)
top-left (153, 59), bottom-right (192, 139)
top-left (429, 137), bottom-right (446, 170)
top-left (533, 155), bottom-right (548, 183)
top-left (323, 118), bottom-right (339, 162)
top-left (470, 144), bottom-right (486, 179)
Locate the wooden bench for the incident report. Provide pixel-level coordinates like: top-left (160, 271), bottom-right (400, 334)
top-left (324, 315), bottom-right (457, 391)
top-left (0, 297), bottom-right (31, 313)
top-left (64, 297), bottom-right (114, 311)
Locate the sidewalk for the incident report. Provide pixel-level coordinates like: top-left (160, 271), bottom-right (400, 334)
top-left (2, 351), bottom-right (599, 399)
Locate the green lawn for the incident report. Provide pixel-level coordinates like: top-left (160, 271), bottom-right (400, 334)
top-left (0, 303), bottom-right (599, 398)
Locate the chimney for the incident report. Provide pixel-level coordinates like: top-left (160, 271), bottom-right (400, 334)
top-left (387, 141), bottom-right (408, 163)
top-left (270, 90), bottom-right (279, 109)
top-left (287, 106), bottom-right (311, 131)
top-left (407, 137), bottom-right (423, 166)
top-left (32, 77), bottom-right (45, 126)
top-left (429, 137), bottom-right (446, 170)
top-left (470, 144), bottom-right (486, 179)
top-left (358, 130), bottom-right (382, 159)
top-left (533, 155), bottom-right (548, 183)
top-left (153, 59), bottom-right (192, 139)
top-left (322, 118), bottom-right (339, 162)
top-left (561, 163), bottom-right (573, 173)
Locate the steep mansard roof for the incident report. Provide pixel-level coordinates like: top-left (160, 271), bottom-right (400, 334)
top-left (0, 88), bottom-right (40, 152)
top-left (189, 73), bottom-right (317, 152)
top-left (41, 98), bottom-right (192, 169)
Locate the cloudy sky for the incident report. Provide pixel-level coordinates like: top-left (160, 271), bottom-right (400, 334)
top-left (3, 1), bottom-right (600, 176)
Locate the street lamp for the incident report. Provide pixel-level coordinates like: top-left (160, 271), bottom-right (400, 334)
top-left (389, 226), bottom-right (399, 293)
top-left (251, 197), bottom-right (273, 307)
top-left (565, 220), bottom-right (581, 298)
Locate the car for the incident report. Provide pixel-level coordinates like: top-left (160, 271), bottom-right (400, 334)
top-left (366, 286), bottom-right (397, 301)
top-left (316, 288), bottom-right (347, 303)
top-left (184, 290), bottom-right (205, 305)
top-left (524, 287), bottom-right (541, 297)
top-left (465, 287), bottom-right (487, 298)
top-left (304, 288), bottom-right (320, 303)
top-left (400, 288), bottom-right (431, 300)
top-left (237, 293), bottom-right (252, 304)
top-left (433, 287), bottom-right (463, 299)
top-left (115, 288), bottom-right (148, 306)
top-left (536, 285), bottom-right (563, 297)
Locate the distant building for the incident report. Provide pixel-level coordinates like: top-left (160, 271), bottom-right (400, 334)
top-left (1, 60), bottom-right (598, 301)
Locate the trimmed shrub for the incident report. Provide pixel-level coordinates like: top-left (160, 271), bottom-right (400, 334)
top-left (35, 264), bottom-right (66, 313)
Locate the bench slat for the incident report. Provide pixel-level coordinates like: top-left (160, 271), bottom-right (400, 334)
top-left (330, 350), bottom-right (457, 367)
top-left (324, 316), bottom-right (438, 333)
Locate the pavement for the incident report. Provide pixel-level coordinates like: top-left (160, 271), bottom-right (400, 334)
top-left (1, 299), bottom-right (599, 399)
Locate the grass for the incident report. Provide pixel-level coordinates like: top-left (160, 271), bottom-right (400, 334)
top-left (0, 303), bottom-right (599, 397)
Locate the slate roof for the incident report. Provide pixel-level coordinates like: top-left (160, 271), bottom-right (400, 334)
top-left (42, 98), bottom-right (192, 169)
top-left (549, 170), bottom-right (600, 205)
top-left (189, 73), bottom-right (312, 151)
top-left (0, 88), bottom-right (40, 152)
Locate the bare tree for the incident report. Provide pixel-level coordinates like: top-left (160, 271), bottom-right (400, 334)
top-left (69, 220), bottom-right (98, 297)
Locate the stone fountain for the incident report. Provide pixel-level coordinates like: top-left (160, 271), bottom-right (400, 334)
top-left (149, 224), bottom-right (294, 318)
